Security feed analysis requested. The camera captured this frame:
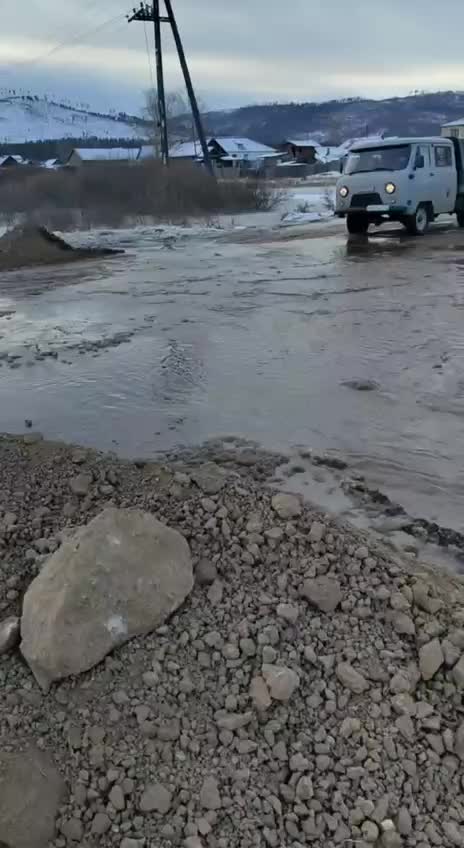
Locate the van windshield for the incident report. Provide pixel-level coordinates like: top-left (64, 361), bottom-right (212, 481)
top-left (345, 144), bottom-right (412, 175)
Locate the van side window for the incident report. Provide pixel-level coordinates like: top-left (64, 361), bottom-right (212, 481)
top-left (434, 146), bottom-right (452, 167)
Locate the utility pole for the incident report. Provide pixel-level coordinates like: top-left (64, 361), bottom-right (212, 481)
top-left (128, 1), bottom-right (213, 176)
top-left (153, 0), bottom-right (168, 166)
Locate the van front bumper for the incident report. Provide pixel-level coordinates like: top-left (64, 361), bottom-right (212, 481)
top-left (336, 204), bottom-right (408, 217)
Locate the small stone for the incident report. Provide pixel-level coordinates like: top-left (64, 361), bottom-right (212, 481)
top-left (419, 639), bottom-right (444, 681)
top-left (362, 821), bottom-right (380, 843)
top-left (336, 662), bottom-right (369, 694)
top-left (271, 492), bottom-right (302, 519)
top-left (276, 602), bottom-right (299, 623)
top-left (295, 775), bottom-right (313, 800)
top-left (262, 664), bottom-right (299, 701)
top-left (396, 714), bottom-right (415, 741)
top-left (184, 838), bottom-right (204, 848)
top-left (216, 712), bottom-right (252, 731)
top-left (140, 782), bottom-right (172, 814)
top-left (199, 776), bottom-right (221, 811)
top-left (442, 639), bottom-right (461, 667)
top-left (69, 473), bottom-right (93, 496)
top-left (61, 818), bottom-right (83, 842)
top-left (250, 676), bottom-right (272, 711)
top-left (109, 785), bottom-right (125, 811)
top-left (301, 576), bottom-right (342, 613)
top-left (397, 808), bottom-right (412, 836)
top-left (391, 611), bottom-right (415, 637)
top-left (455, 721), bottom-right (464, 760)
top-left (443, 822), bottom-right (464, 846)
top-left (452, 655), bottom-right (464, 689)
top-left (309, 521), bottom-right (325, 542)
top-left (195, 558), bottom-right (217, 586)
top-left (91, 813), bottom-right (111, 835)
top-left (0, 616), bottom-right (20, 654)
top-left (191, 463), bottom-right (228, 494)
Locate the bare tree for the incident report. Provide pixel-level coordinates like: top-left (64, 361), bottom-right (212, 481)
top-left (143, 88), bottom-right (207, 157)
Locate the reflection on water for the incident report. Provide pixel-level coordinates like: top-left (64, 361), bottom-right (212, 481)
top-left (2, 224), bottom-right (464, 530)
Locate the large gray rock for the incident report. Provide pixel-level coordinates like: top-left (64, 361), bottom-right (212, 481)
top-left (20, 508), bottom-right (193, 689)
top-left (0, 747), bottom-right (66, 848)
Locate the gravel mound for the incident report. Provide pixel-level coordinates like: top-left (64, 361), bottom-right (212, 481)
top-left (1, 434), bottom-right (464, 848)
top-left (0, 225), bottom-right (122, 271)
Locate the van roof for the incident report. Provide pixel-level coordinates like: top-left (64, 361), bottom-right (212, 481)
top-left (350, 136), bottom-right (451, 151)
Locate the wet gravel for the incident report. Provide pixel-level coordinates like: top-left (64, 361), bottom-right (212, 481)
top-left (3, 434), bottom-right (464, 848)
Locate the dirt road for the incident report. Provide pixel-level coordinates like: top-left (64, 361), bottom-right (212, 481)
top-left (1, 218), bottom-right (464, 535)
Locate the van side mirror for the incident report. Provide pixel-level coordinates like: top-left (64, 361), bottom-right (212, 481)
top-left (339, 156), bottom-right (346, 174)
top-left (415, 154), bottom-right (425, 169)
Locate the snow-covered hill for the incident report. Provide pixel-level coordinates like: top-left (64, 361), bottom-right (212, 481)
top-left (0, 95), bottom-right (149, 143)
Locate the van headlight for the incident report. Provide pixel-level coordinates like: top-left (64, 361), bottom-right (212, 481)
top-left (339, 186), bottom-right (349, 198)
top-left (385, 182), bottom-right (396, 195)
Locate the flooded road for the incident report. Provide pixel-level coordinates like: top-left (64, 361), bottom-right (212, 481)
top-left (2, 220), bottom-right (464, 531)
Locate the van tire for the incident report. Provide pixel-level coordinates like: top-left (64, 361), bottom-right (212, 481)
top-left (457, 211), bottom-right (464, 228)
top-left (346, 214), bottom-right (369, 235)
top-left (404, 204), bottom-right (429, 236)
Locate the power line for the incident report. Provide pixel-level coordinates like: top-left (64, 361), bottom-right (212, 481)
top-left (8, 12), bottom-right (126, 73)
top-left (143, 20), bottom-right (155, 90)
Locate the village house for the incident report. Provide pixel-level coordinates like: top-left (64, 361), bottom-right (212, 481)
top-left (65, 147), bottom-right (140, 167)
top-left (442, 119), bottom-right (464, 139)
top-left (0, 155), bottom-right (26, 168)
top-left (280, 137), bottom-right (321, 164)
top-left (169, 137), bottom-right (281, 173)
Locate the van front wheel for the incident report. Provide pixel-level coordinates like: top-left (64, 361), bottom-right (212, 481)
top-left (346, 213), bottom-right (369, 235)
top-left (404, 204), bottom-right (429, 236)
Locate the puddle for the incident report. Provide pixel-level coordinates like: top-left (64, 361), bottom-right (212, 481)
top-left (2, 223), bottom-right (464, 536)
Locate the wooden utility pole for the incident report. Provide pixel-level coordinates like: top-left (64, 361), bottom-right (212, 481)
top-left (128, 1), bottom-right (213, 175)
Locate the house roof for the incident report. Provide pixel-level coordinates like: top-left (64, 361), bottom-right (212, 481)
top-left (285, 138), bottom-right (322, 148)
top-left (442, 118), bottom-right (464, 128)
top-left (0, 154), bottom-right (23, 166)
top-left (71, 147), bottom-right (140, 162)
top-left (211, 137), bottom-right (276, 157)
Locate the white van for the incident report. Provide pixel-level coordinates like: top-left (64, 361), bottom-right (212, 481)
top-left (335, 136), bottom-right (464, 235)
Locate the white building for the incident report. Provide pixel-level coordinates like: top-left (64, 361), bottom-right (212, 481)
top-left (66, 147), bottom-right (140, 166)
top-left (442, 119), bottom-right (464, 140)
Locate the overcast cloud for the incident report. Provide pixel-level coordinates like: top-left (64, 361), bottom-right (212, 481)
top-left (1, 0), bottom-right (463, 113)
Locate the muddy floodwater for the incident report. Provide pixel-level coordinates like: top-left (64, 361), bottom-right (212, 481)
top-left (2, 219), bottom-right (464, 532)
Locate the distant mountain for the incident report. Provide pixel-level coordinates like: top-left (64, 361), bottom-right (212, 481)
top-left (197, 91), bottom-right (464, 145)
top-left (2, 90), bottom-right (464, 155)
top-left (0, 94), bottom-right (149, 144)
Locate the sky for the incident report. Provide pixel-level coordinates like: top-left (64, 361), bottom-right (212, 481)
top-left (1, 0), bottom-right (464, 114)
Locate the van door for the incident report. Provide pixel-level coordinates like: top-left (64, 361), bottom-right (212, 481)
top-left (411, 144), bottom-right (433, 209)
top-left (431, 144), bottom-right (457, 214)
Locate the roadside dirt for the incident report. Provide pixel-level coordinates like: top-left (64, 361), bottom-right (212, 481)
top-left (0, 225), bottom-right (123, 272)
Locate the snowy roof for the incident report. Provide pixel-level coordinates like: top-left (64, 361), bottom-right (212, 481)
top-left (71, 147), bottom-right (140, 162)
top-left (0, 154), bottom-right (24, 166)
top-left (285, 138), bottom-right (322, 148)
top-left (442, 118), bottom-right (464, 127)
top-left (211, 137), bottom-right (276, 157)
